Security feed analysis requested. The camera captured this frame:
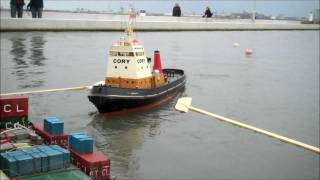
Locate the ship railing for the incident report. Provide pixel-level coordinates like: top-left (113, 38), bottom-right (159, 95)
top-left (165, 71), bottom-right (176, 78)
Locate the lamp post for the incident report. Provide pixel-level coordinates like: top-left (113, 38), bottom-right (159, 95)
top-left (252, 0), bottom-right (256, 22)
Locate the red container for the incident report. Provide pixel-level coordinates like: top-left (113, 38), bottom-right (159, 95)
top-left (0, 96), bottom-right (29, 129)
top-left (33, 124), bottom-right (68, 147)
top-left (0, 96), bottom-right (28, 117)
top-left (70, 148), bottom-right (110, 180)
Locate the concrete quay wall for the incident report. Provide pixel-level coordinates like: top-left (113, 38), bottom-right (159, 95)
top-left (1, 10), bottom-right (319, 31)
top-left (2, 18), bottom-right (319, 31)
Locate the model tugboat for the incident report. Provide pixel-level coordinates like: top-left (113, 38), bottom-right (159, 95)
top-left (88, 11), bottom-right (186, 115)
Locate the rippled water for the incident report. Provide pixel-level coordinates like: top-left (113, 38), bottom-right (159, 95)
top-left (1, 31), bottom-right (319, 179)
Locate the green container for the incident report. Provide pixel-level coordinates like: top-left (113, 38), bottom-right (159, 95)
top-left (18, 168), bottom-right (91, 180)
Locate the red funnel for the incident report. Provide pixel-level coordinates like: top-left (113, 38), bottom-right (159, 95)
top-left (153, 50), bottom-right (163, 73)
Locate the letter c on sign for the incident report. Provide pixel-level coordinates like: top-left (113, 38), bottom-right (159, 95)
top-left (4, 104), bottom-right (12, 112)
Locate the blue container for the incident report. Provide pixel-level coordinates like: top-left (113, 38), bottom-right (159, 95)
top-left (0, 152), bottom-right (7, 169)
top-left (49, 145), bottom-right (61, 150)
top-left (43, 149), bottom-right (63, 171)
top-left (31, 148), bottom-right (41, 153)
top-left (68, 132), bottom-right (86, 148)
top-left (4, 155), bottom-right (18, 177)
top-left (69, 133), bottom-right (94, 154)
top-left (50, 145), bottom-right (70, 168)
top-left (30, 153), bottom-right (42, 173)
top-left (14, 154), bottom-right (33, 176)
top-left (44, 116), bottom-right (58, 133)
top-left (76, 137), bottom-right (94, 154)
top-left (44, 117), bottom-right (64, 135)
top-left (38, 152), bottom-right (49, 172)
top-left (72, 135), bottom-right (88, 151)
top-left (21, 148), bottom-right (34, 155)
top-left (36, 145), bottom-right (52, 153)
top-left (7, 150), bottom-right (24, 157)
top-left (51, 121), bottom-right (64, 135)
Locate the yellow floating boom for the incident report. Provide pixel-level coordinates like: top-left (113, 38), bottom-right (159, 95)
top-left (0, 81), bottom-right (104, 96)
top-left (175, 97), bottom-right (320, 154)
top-left (0, 86), bottom-right (89, 96)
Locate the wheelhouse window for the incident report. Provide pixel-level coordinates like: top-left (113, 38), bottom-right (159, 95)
top-left (118, 52), bottom-right (134, 56)
top-left (109, 51), bottom-right (117, 56)
top-left (135, 52), bottom-right (144, 56)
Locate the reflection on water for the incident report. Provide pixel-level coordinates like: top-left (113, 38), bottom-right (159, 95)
top-left (9, 33), bottom-right (47, 88)
top-left (29, 36), bottom-right (47, 66)
top-left (87, 89), bottom-right (185, 177)
top-left (10, 37), bottom-right (27, 73)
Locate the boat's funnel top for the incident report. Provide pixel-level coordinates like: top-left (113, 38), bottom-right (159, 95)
top-left (153, 50), bottom-right (163, 73)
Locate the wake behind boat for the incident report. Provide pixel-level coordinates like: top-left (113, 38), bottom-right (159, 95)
top-left (88, 11), bottom-right (186, 114)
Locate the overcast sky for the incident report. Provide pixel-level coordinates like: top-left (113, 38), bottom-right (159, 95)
top-left (1, 0), bottom-right (319, 17)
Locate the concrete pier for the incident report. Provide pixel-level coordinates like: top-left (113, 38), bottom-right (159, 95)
top-left (1, 10), bottom-right (319, 31)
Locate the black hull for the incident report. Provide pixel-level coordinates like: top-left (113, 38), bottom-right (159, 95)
top-left (88, 69), bottom-right (186, 114)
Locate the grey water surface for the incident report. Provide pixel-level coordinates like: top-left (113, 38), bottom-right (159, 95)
top-left (1, 31), bottom-right (319, 179)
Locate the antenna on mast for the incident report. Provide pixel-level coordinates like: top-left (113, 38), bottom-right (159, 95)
top-left (126, 3), bottom-right (136, 43)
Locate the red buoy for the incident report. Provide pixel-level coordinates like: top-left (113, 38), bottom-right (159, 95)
top-left (133, 38), bottom-right (139, 44)
top-left (245, 49), bottom-right (253, 56)
top-left (153, 50), bottom-right (163, 73)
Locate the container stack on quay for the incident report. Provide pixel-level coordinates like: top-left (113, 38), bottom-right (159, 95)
top-left (0, 96), bottom-right (112, 180)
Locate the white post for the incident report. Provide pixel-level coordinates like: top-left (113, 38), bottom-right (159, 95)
top-left (252, 0), bottom-right (256, 22)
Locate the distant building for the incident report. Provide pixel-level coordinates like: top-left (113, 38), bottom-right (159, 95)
top-left (255, 12), bottom-right (271, 20)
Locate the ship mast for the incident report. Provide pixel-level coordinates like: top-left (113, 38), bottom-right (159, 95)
top-left (126, 8), bottom-right (136, 43)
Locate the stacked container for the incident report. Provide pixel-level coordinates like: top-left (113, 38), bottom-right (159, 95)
top-left (68, 132), bottom-right (110, 180)
top-left (33, 117), bottom-right (68, 147)
top-left (68, 133), bottom-right (93, 154)
top-left (44, 117), bottom-right (64, 135)
top-left (51, 145), bottom-right (71, 168)
top-left (0, 145), bottom-right (70, 178)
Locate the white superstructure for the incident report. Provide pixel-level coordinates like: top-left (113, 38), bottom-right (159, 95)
top-left (104, 10), bottom-right (166, 89)
top-left (106, 41), bottom-right (152, 79)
